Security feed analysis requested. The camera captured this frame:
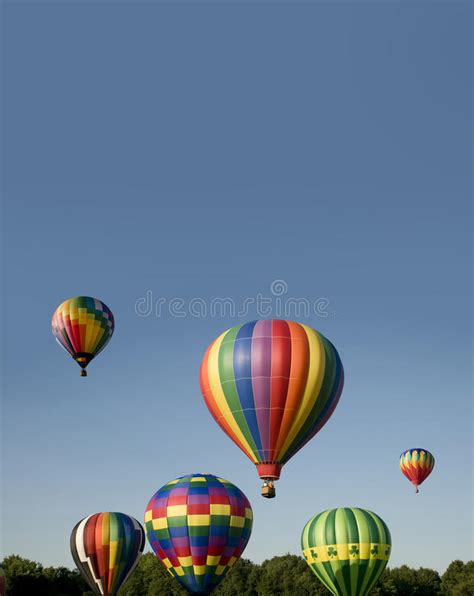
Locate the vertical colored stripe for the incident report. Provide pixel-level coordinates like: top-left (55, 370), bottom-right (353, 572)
top-left (278, 325), bottom-right (326, 458)
top-left (233, 322), bottom-right (264, 456)
top-left (272, 322), bottom-right (310, 457)
top-left (200, 339), bottom-right (252, 460)
top-left (251, 320), bottom-right (272, 459)
top-left (268, 320), bottom-right (292, 460)
top-left (206, 331), bottom-right (259, 462)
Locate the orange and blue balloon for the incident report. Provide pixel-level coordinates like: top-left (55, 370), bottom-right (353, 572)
top-left (52, 296), bottom-right (114, 376)
top-left (199, 320), bottom-right (344, 497)
top-left (400, 448), bottom-right (435, 493)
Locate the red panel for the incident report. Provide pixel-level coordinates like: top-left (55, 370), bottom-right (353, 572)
top-left (187, 504), bottom-right (210, 515)
top-left (268, 320), bottom-right (292, 459)
top-left (273, 322), bottom-right (310, 458)
top-left (167, 495), bottom-right (187, 506)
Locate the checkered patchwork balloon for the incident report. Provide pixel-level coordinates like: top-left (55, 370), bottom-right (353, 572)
top-left (52, 296), bottom-right (114, 376)
top-left (145, 474), bottom-right (253, 594)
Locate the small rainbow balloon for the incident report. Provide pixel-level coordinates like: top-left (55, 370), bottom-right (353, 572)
top-left (399, 448), bottom-right (435, 493)
top-left (52, 296), bottom-right (114, 376)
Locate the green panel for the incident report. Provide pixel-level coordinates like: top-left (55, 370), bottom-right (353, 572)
top-left (217, 326), bottom-right (260, 456)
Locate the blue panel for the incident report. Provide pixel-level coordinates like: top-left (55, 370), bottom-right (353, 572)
top-left (234, 321), bottom-right (263, 454)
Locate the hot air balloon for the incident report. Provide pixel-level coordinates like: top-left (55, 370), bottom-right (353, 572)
top-left (70, 512), bottom-right (145, 596)
top-left (302, 507), bottom-right (391, 596)
top-left (400, 448), bottom-right (435, 493)
top-left (52, 296), bottom-right (114, 376)
top-left (199, 320), bottom-right (344, 498)
top-left (145, 473), bottom-right (253, 594)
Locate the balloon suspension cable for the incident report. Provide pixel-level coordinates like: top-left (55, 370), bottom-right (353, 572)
top-left (80, 369), bottom-right (87, 377)
top-left (261, 479), bottom-right (276, 499)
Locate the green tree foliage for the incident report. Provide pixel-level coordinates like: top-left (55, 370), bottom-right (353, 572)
top-left (2, 555), bottom-right (87, 595)
top-left (118, 553), bottom-right (186, 596)
top-left (441, 561), bottom-right (474, 595)
top-left (372, 566), bottom-right (442, 595)
top-left (2, 554), bottom-right (473, 595)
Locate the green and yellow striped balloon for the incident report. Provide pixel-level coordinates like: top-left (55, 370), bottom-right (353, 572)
top-left (301, 508), bottom-right (391, 596)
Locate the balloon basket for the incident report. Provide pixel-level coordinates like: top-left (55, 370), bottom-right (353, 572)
top-left (261, 482), bottom-right (276, 499)
top-left (80, 369), bottom-right (87, 377)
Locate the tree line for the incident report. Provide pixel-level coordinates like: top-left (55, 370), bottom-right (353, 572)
top-left (2, 554), bottom-right (473, 595)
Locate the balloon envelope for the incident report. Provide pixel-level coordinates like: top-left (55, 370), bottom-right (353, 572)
top-left (52, 296), bottom-right (114, 376)
top-left (302, 508), bottom-right (391, 596)
top-left (400, 448), bottom-right (435, 492)
top-left (200, 320), bottom-right (344, 491)
top-left (70, 512), bottom-right (145, 595)
top-left (145, 473), bottom-right (253, 594)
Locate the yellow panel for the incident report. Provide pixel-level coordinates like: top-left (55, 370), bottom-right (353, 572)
top-left (359, 542), bottom-right (370, 559)
top-left (193, 565), bottom-right (206, 575)
top-left (108, 541), bottom-right (118, 571)
top-left (162, 558), bottom-right (172, 569)
top-left (144, 510), bottom-right (153, 523)
top-left (152, 518), bottom-right (168, 530)
top-left (175, 566), bottom-right (185, 577)
top-left (167, 505), bottom-right (187, 517)
top-left (215, 565), bottom-right (226, 576)
top-left (206, 555), bottom-right (220, 566)
top-left (230, 516), bottom-right (245, 528)
top-left (188, 514), bottom-right (210, 526)
top-left (210, 504), bottom-right (230, 516)
top-left (305, 543), bottom-right (391, 563)
top-left (178, 556), bottom-right (193, 567)
top-left (245, 508), bottom-right (253, 519)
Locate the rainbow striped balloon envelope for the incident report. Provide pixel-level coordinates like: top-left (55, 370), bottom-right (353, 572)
top-left (400, 448), bottom-right (435, 493)
top-left (52, 296), bottom-right (114, 376)
top-left (70, 512), bottom-right (145, 595)
top-left (200, 320), bottom-right (344, 496)
top-left (302, 508), bottom-right (392, 596)
top-left (144, 473), bottom-right (253, 594)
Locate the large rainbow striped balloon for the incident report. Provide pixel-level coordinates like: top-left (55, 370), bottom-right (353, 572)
top-left (400, 448), bottom-right (435, 493)
top-left (52, 296), bottom-right (114, 376)
top-left (145, 474), bottom-right (253, 594)
top-left (302, 508), bottom-right (392, 596)
top-left (199, 320), bottom-right (344, 496)
top-left (70, 512), bottom-right (145, 595)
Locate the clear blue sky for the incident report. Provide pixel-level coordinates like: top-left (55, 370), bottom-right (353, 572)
top-left (2, 0), bottom-right (472, 575)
